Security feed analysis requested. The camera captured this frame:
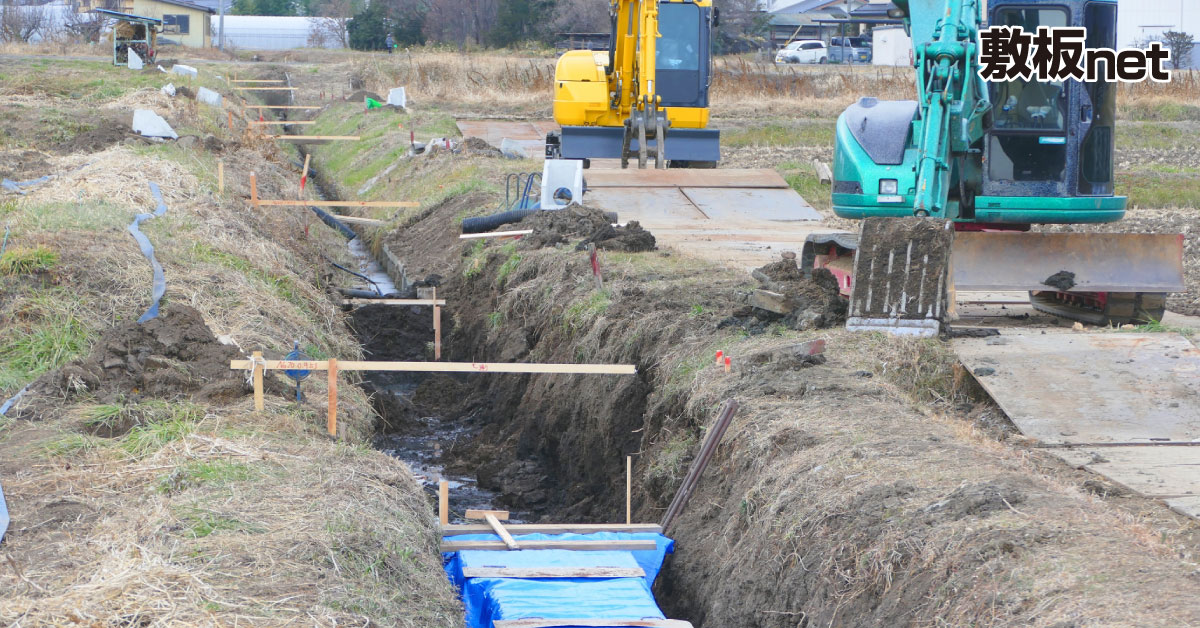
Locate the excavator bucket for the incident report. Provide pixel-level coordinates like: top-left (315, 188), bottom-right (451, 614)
top-left (846, 218), bottom-right (953, 336)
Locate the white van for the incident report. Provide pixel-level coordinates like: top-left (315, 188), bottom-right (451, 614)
top-left (775, 40), bottom-right (828, 64)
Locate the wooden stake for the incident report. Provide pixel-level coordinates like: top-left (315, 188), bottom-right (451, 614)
top-left (432, 286), bottom-right (442, 360)
top-left (724, 356), bottom-right (731, 373)
top-left (587, 242), bottom-right (603, 291)
top-left (299, 153), bottom-right (311, 197)
top-left (251, 350), bottom-right (264, 411)
top-left (227, 110), bottom-right (233, 130)
top-left (439, 479), bottom-right (449, 525)
top-left (326, 357), bottom-right (338, 437)
top-left (626, 455), bottom-right (632, 525)
top-left (217, 160), bottom-right (224, 195)
top-left (249, 171), bottom-right (259, 208)
top-left (715, 350), bottom-right (723, 366)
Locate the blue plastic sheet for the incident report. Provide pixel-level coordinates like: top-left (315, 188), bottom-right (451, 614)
top-left (1, 175), bottom-right (52, 195)
top-left (128, 183), bottom-right (168, 323)
top-left (443, 532), bottom-right (675, 628)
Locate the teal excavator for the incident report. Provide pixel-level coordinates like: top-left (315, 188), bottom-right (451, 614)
top-left (802, 0), bottom-right (1185, 334)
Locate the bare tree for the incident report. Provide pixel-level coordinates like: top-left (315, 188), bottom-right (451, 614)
top-left (425, 0), bottom-right (496, 47)
top-left (1162, 30), bottom-right (1195, 70)
top-left (0, 1), bottom-right (49, 43)
top-left (308, 0), bottom-right (352, 47)
top-left (548, 0), bottom-right (607, 35)
top-left (62, 0), bottom-right (116, 43)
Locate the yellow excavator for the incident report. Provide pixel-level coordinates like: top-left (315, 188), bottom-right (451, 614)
top-left (545, 0), bottom-right (721, 168)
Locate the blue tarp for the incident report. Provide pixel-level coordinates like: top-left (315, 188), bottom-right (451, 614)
top-left (442, 532), bottom-right (675, 628)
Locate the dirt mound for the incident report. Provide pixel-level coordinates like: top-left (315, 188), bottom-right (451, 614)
top-left (176, 85), bottom-right (196, 100)
top-left (54, 118), bottom-right (130, 154)
top-left (345, 90), bottom-right (383, 103)
top-left (720, 253), bottom-right (846, 332)
top-left (512, 206), bottom-right (655, 252)
top-left (462, 136), bottom-right (501, 156)
top-left (23, 305), bottom-right (249, 412)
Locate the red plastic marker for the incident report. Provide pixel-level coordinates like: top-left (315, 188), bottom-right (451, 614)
top-left (715, 350), bottom-right (723, 366)
top-left (724, 356), bottom-right (731, 373)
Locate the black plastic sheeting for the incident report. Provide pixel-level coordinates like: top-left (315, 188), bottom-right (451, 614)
top-left (129, 183), bottom-right (169, 324)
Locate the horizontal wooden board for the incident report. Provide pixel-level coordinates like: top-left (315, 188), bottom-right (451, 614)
top-left (441, 540), bottom-right (658, 552)
top-left (492, 619), bottom-right (692, 628)
top-left (459, 230), bottom-right (533, 239)
top-left (583, 168), bottom-right (788, 189)
top-left (461, 567), bottom-right (645, 579)
top-left (231, 360), bottom-right (636, 375)
top-left (441, 523), bottom-right (663, 537)
top-left (467, 509), bottom-right (510, 520)
top-left (256, 199), bottom-right (416, 207)
top-left (342, 298), bottom-right (445, 306)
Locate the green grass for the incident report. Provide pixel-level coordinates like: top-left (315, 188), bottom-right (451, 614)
top-left (0, 293), bottom-right (95, 394)
top-left (1120, 318), bottom-right (1195, 337)
top-left (487, 310), bottom-right (504, 329)
top-left (42, 433), bottom-right (108, 457)
top-left (175, 506), bottom-right (265, 538)
top-left (120, 401), bottom-right (206, 458)
top-left (779, 162), bottom-right (833, 213)
top-left (495, 249), bottom-right (522, 287)
top-left (1118, 170), bottom-right (1200, 209)
top-left (561, 289), bottom-right (611, 334)
top-left (1121, 100), bottom-right (1200, 122)
top-left (0, 245), bottom-right (58, 274)
top-left (5, 200), bottom-right (131, 233)
top-left (723, 122), bottom-right (834, 148)
top-left (158, 459), bottom-right (259, 494)
top-left (462, 239), bottom-right (487, 280)
top-left (189, 243), bottom-right (304, 307)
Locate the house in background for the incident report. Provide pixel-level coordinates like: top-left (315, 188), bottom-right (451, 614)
top-left (766, 0), bottom-right (893, 49)
top-left (77, 0), bottom-right (214, 47)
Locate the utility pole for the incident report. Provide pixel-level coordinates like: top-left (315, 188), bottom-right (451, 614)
top-left (218, 0), bottom-right (225, 50)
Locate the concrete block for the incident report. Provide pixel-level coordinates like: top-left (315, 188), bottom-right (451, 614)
top-left (171, 64), bottom-right (198, 78)
top-left (132, 109), bottom-right (178, 139)
top-left (196, 87), bottom-right (222, 107)
top-left (387, 86), bottom-right (406, 108)
top-left (160, 83), bottom-right (176, 97)
top-left (540, 159), bottom-right (584, 209)
top-left (127, 49), bottom-right (143, 70)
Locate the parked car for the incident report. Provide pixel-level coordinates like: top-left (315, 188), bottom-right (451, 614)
top-left (775, 40), bottom-right (828, 64)
top-left (828, 36), bottom-right (872, 63)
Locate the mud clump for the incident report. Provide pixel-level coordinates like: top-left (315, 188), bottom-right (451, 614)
top-left (512, 206), bottom-right (655, 252)
top-left (462, 136), bottom-right (501, 156)
top-left (723, 253), bottom-right (846, 332)
top-left (54, 118), bottom-right (130, 155)
top-left (21, 306), bottom-right (249, 416)
top-left (1043, 270), bottom-right (1076, 291)
top-left (176, 85), bottom-right (196, 100)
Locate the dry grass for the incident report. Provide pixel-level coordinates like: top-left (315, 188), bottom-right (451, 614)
top-left (0, 56), bottom-right (461, 626)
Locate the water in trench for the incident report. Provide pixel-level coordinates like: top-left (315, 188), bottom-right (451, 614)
top-left (298, 143), bottom-right (516, 524)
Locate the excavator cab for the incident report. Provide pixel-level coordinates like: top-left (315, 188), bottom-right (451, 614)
top-left (810, 0), bottom-right (1184, 334)
top-left (547, 0), bottom-right (721, 167)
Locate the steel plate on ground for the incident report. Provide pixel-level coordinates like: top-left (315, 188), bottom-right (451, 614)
top-left (455, 120), bottom-right (559, 147)
top-left (953, 333), bottom-right (1200, 444)
top-left (952, 232), bottom-right (1186, 292)
top-left (682, 188), bottom-right (822, 222)
top-left (583, 168), bottom-right (788, 189)
top-left (585, 188), bottom-right (709, 222)
top-left (1050, 446), bottom-right (1200, 498)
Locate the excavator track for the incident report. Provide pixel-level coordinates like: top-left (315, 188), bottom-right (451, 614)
top-left (1029, 291), bottom-right (1168, 326)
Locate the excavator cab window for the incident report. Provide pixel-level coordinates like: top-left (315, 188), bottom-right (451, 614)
top-left (986, 7), bottom-right (1069, 184)
top-left (655, 2), bottom-right (710, 108)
